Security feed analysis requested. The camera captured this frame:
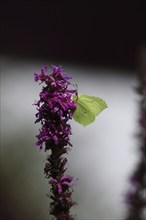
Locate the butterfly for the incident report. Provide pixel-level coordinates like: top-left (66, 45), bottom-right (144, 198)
top-left (73, 93), bottom-right (108, 126)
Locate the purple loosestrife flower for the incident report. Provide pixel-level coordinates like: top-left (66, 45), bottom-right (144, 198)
top-left (34, 65), bottom-right (78, 220)
top-left (49, 175), bottom-right (78, 194)
top-left (125, 72), bottom-right (146, 220)
top-left (34, 66), bottom-right (76, 151)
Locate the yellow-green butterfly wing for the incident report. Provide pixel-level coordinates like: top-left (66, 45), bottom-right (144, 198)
top-left (73, 94), bottom-right (108, 126)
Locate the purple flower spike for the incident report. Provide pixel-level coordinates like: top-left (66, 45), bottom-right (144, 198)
top-left (125, 75), bottom-right (146, 220)
top-left (34, 65), bottom-right (78, 219)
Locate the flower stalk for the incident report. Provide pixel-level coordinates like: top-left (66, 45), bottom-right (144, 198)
top-left (34, 65), bottom-right (78, 220)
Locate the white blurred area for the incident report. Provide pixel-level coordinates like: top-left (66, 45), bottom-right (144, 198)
top-left (1, 55), bottom-right (139, 219)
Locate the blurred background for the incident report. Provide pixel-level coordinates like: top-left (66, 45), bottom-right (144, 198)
top-left (1, 1), bottom-right (146, 220)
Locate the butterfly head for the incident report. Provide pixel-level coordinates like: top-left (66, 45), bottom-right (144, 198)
top-left (72, 93), bottom-right (78, 102)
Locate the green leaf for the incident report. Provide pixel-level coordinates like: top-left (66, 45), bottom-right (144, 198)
top-left (73, 94), bottom-right (108, 126)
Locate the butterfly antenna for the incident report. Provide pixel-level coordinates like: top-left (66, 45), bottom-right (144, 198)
top-left (75, 84), bottom-right (78, 96)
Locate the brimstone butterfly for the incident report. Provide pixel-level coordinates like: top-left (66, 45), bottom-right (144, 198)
top-left (73, 94), bottom-right (108, 126)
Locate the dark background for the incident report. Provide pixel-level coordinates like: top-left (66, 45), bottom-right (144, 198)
top-left (1, 1), bottom-right (146, 70)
